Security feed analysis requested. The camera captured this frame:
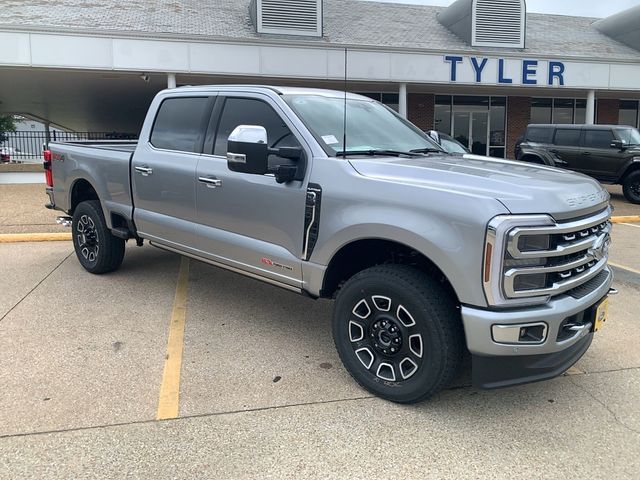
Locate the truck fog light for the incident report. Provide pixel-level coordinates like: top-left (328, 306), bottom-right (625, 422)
top-left (492, 322), bottom-right (548, 345)
top-left (513, 273), bottom-right (547, 291)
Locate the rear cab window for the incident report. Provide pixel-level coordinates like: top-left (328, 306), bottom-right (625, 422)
top-left (553, 128), bottom-right (581, 147)
top-left (150, 97), bottom-right (211, 153)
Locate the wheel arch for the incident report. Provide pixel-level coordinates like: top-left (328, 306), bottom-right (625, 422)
top-left (320, 237), bottom-right (460, 304)
top-left (69, 177), bottom-right (99, 214)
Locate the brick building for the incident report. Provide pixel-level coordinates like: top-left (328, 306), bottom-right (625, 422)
top-left (1, 0), bottom-right (640, 160)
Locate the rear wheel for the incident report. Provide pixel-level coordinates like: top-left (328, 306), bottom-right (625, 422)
top-left (332, 265), bottom-right (464, 403)
top-left (72, 200), bottom-right (125, 274)
top-left (623, 170), bottom-right (640, 204)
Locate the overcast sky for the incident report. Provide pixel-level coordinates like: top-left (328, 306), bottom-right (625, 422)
top-left (367, 0), bottom-right (638, 18)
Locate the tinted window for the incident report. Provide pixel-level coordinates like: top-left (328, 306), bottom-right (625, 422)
top-left (554, 129), bottom-right (581, 146)
top-left (526, 127), bottom-right (553, 143)
top-left (583, 130), bottom-right (614, 149)
top-left (213, 98), bottom-right (299, 157)
top-left (150, 97), bottom-right (210, 153)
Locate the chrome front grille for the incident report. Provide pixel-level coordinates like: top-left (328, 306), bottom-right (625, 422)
top-left (503, 209), bottom-right (611, 299)
top-left (483, 206), bottom-right (612, 307)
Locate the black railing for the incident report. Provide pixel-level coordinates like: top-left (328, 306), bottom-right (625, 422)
top-left (0, 131), bottom-right (138, 162)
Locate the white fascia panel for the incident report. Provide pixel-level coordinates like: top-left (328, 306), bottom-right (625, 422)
top-left (260, 46), bottom-right (328, 78)
top-left (609, 64), bottom-right (640, 90)
top-left (31, 34), bottom-right (112, 68)
top-left (0, 32), bottom-right (30, 65)
top-left (561, 62), bottom-right (610, 89)
top-left (113, 39), bottom-right (189, 72)
top-left (190, 43), bottom-right (260, 74)
top-left (346, 51), bottom-right (391, 80)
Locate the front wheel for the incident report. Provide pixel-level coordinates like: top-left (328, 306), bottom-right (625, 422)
top-left (332, 265), bottom-right (464, 403)
top-left (623, 171), bottom-right (640, 204)
top-left (72, 200), bottom-right (125, 274)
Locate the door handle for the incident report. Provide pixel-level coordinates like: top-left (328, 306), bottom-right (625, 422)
top-left (582, 152), bottom-right (592, 156)
top-left (198, 176), bottom-right (223, 188)
top-left (135, 166), bottom-right (153, 176)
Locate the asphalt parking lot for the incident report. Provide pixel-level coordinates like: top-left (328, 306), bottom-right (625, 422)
top-left (1, 184), bottom-right (639, 478)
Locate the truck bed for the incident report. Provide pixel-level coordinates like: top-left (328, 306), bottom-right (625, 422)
top-left (49, 140), bottom-right (136, 228)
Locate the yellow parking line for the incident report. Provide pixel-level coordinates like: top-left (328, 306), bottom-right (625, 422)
top-left (611, 215), bottom-right (640, 224)
top-left (608, 261), bottom-right (640, 276)
top-left (0, 232), bottom-right (72, 243)
top-left (156, 257), bottom-right (190, 420)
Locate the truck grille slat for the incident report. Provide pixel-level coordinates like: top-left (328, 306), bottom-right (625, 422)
top-left (503, 208), bottom-right (611, 299)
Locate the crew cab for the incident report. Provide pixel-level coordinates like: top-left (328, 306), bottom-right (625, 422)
top-left (44, 86), bottom-right (615, 403)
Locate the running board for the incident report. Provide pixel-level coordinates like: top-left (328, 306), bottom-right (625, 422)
top-left (148, 241), bottom-right (303, 294)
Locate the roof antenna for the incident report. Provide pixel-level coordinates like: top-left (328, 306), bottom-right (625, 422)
top-left (342, 47), bottom-right (348, 153)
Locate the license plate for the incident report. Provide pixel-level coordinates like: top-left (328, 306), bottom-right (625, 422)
top-left (594, 297), bottom-right (610, 332)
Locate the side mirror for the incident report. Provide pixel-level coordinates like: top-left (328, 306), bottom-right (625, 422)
top-left (428, 130), bottom-right (441, 145)
top-left (610, 139), bottom-right (626, 150)
top-left (227, 125), bottom-right (269, 174)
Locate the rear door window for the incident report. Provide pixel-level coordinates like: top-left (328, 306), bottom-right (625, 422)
top-left (525, 127), bottom-right (553, 143)
top-left (553, 129), bottom-right (581, 147)
top-left (150, 97), bottom-right (211, 153)
top-left (583, 129), bottom-right (614, 149)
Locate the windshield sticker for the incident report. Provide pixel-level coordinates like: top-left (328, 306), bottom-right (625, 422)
top-left (321, 135), bottom-right (339, 145)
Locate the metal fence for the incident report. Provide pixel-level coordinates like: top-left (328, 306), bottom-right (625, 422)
top-left (1, 131), bottom-right (138, 163)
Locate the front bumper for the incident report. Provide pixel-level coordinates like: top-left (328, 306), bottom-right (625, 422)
top-left (461, 267), bottom-right (613, 388)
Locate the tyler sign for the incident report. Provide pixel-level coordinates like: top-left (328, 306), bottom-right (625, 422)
top-left (444, 56), bottom-right (566, 86)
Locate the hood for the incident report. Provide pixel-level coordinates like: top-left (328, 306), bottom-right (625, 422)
top-left (348, 153), bottom-right (610, 220)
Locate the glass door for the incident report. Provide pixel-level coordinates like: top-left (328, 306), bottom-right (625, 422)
top-left (452, 111), bottom-right (489, 155)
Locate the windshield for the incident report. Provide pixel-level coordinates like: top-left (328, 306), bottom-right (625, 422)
top-left (616, 128), bottom-right (640, 145)
top-left (441, 138), bottom-right (468, 154)
top-left (283, 94), bottom-right (443, 155)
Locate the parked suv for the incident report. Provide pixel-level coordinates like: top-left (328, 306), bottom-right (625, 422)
top-left (517, 124), bottom-right (640, 203)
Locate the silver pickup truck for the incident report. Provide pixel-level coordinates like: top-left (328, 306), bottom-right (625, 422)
top-left (45, 86), bottom-right (615, 403)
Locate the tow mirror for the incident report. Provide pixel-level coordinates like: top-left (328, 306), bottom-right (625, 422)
top-left (610, 139), bottom-right (626, 150)
top-left (227, 125), bottom-right (269, 175)
top-left (428, 130), bottom-right (441, 145)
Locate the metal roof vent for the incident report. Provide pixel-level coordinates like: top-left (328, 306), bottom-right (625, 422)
top-left (438, 0), bottom-right (526, 49)
top-left (473, 0), bottom-right (525, 48)
top-left (250, 0), bottom-right (323, 37)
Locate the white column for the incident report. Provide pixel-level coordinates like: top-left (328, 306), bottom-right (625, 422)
top-left (586, 90), bottom-right (596, 125)
top-left (167, 73), bottom-right (177, 89)
top-left (398, 83), bottom-right (407, 119)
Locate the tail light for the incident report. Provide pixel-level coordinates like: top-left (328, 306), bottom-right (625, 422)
top-left (43, 150), bottom-right (53, 187)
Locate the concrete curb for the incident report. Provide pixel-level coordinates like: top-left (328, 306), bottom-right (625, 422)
top-left (611, 215), bottom-right (640, 224)
top-left (0, 232), bottom-right (71, 243)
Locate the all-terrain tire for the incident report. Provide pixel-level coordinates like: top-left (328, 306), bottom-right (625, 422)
top-left (332, 264), bottom-right (464, 404)
top-left (622, 170), bottom-right (640, 205)
top-left (72, 200), bottom-right (125, 274)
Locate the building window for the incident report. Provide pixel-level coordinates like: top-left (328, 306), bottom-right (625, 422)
top-left (433, 95), bottom-right (506, 158)
top-left (531, 98), bottom-right (589, 125)
top-left (354, 92), bottom-right (399, 112)
top-left (619, 100), bottom-right (639, 128)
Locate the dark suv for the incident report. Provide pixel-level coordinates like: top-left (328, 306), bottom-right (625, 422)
top-left (516, 124), bottom-right (640, 203)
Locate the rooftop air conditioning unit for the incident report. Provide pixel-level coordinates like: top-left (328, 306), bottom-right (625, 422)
top-left (250, 0), bottom-right (323, 37)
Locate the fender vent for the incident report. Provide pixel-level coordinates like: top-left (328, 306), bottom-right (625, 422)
top-left (303, 184), bottom-right (322, 260)
top-left (250, 0), bottom-right (323, 37)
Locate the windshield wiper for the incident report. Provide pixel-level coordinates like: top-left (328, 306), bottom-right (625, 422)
top-left (336, 149), bottom-right (421, 158)
top-left (409, 147), bottom-right (444, 154)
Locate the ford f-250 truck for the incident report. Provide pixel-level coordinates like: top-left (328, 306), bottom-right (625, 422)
top-left (45, 86), bottom-right (615, 403)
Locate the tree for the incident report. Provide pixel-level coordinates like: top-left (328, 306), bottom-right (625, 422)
top-left (0, 114), bottom-right (17, 144)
